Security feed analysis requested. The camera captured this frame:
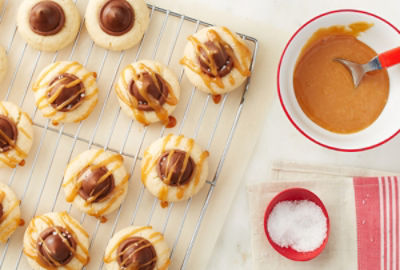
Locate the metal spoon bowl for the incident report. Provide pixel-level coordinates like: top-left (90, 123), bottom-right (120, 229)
top-left (335, 47), bottom-right (400, 87)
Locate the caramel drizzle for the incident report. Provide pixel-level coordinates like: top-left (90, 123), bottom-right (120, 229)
top-left (0, 190), bottom-right (20, 230)
top-left (0, 103), bottom-right (30, 168)
top-left (142, 134), bottom-right (209, 201)
top-left (104, 226), bottom-right (150, 263)
top-left (34, 61), bottom-right (98, 120)
top-left (120, 238), bottom-right (157, 268)
top-left (63, 150), bottom-right (128, 218)
top-left (180, 27), bottom-right (251, 94)
top-left (23, 212), bottom-right (89, 269)
top-left (116, 63), bottom-right (178, 126)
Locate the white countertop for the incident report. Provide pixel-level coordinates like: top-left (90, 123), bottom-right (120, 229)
top-left (150, 0), bottom-right (400, 268)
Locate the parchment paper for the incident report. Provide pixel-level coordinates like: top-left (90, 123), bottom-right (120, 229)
top-left (0, 0), bottom-right (278, 269)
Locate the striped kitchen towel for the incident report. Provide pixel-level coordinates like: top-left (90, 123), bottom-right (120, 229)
top-left (354, 177), bottom-right (399, 270)
top-left (248, 162), bottom-right (399, 270)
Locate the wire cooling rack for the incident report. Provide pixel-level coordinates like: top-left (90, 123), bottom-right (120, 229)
top-left (0, 0), bottom-right (258, 269)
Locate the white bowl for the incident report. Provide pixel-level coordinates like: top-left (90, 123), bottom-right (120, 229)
top-left (278, 9), bottom-right (400, 152)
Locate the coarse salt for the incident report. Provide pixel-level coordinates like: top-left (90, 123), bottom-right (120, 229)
top-left (267, 200), bottom-right (327, 252)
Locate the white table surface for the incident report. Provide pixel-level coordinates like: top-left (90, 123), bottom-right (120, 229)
top-left (150, 0), bottom-right (400, 268)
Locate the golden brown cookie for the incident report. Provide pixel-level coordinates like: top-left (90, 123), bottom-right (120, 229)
top-left (115, 60), bottom-right (180, 127)
top-left (63, 149), bottom-right (129, 219)
top-left (104, 226), bottom-right (170, 270)
top-left (33, 61), bottom-right (98, 125)
top-left (0, 183), bottom-right (22, 243)
top-left (17, 0), bottom-right (81, 52)
top-left (85, 0), bottom-right (150, 51)
top-left (141, 134), bottom-right (209, 202)
top-left (181, 26), bottom-right (252, 95)
top-left (23, 211), bottom-right (90, 270)
top-left (0, 101), bottom-right (34, 168)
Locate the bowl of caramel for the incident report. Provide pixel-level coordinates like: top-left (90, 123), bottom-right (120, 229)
top-left (278, 9), bottom-right (400, 151)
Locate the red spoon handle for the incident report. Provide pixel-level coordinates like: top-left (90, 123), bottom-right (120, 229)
top-left (378, 47), bottom-right (400, 68)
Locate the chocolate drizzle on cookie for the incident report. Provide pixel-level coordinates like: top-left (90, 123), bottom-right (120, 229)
top-left (198, 40), bottom-right (234, 78)
top-left (78, 166), bottom-right (115, 203)
top-left (100, 0), bottom-right (135, 36)
top-left (117, 236), bottom-right (157, 270)
top-left (157, 150), bottom-right (195, 186)
top-left (0, 115), bottom-right (18, 153)
top-left (48, 73), bottom-right (85, 112)
top-left (37, 226), bottom-right (77, 267)
top-left (29, 1), bottom-right (65, 36)
top-left (129, 72), bottom-right (169, 112)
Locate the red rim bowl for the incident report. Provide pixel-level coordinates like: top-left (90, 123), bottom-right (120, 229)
top-left (264, 188), bottom-right (330, 261)
top-left (277, 9), bottom-right (400, 152)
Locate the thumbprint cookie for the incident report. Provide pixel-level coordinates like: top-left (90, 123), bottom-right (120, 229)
top-left (180, 26), bottom-right (252, 95)
top-left (63, 149), bottom-right (129, 219)
top-left (33, 61), bottom-right (99, 125)
top-left (85, 0), bottom-right (150, 51)
top-left (0, 183), bottom-right (22, 243)
top-left (0, 101), bottom-right (34, 168)
top-left (141, 134), bottom-right (209, 202)
top-left (104, 226), bottom-right (170, 270)
top-left (17, 0), bottom-right (81, 52)
top-left (23, 211), bottom-right (90, 270)
top-left (0, 46), bottom-right (7, 83)
top-left (115, 60), bottom-right (180, 127)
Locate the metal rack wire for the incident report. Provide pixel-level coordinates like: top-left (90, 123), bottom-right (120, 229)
top-left (0, 1), bottom-right (258, 269)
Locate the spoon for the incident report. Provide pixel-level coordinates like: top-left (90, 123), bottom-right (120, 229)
top-left (335, 47), bottom-right (400, 87)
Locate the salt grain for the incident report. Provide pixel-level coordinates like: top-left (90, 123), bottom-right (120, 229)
top-left (267, 200), bottom-right (327, 252)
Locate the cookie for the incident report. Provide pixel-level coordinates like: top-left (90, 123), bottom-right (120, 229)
top-left (0, 46), bottom-right (7, 83)
top-left (141, 134), bottom-right (209, 202)
top-left (115, 60), bottom-right (180, 126)
top-left (17, 0), bottom-right (81, 52)
top-left (23, 211), bottom-right (90, 270)
top-left (180, 26), bottom-right (252, 95)
top-left (33, 61), bottom-right (99, 125)
top-left (0, 183), bottom-right (22, 243)
top-left (63, 149), bottom-right (129, 219)
top-left (85, 0), bottom-right (150, 51)
top-left (0, 101), bottom-right (34, 168)
top-left (104, 226), bottom-right (170, 270)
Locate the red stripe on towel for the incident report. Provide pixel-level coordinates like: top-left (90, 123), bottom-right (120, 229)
top-left (353, 177), bottom-right (381, 270)
top-left (382, 177), bottom-right (387, 270)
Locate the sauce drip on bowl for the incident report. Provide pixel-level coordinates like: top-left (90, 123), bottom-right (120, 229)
top-left (293, 22), bottom-right (389, 134)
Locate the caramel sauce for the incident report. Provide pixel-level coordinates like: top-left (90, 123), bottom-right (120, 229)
top-left (160, 201), bottom-right (169, 208)
top-left (294, 22), bottom-right (389, 134)
top-left (0, 102), bottom-right (28, 168)
top-left (104, 226), bottom-right (150, 263)
top-left (212, 94), bottom-right (222, 104)
top-left (142, 134), bottom-right (209, 201)
top-left (0, 103), bottom-right (8, 116)
top-left (99, 216), bottom-right (108, 223)
top-left (119, 238), bottom-right (157, 267)
top-left (24, 212), bottom-right (89, 269)
top-left (180, 27), bottom-right (251, 94)
top-left (229, 75), bottom-right (235, 86)
top-left (18, 219), bottom-right (25, 226)
top-left (116, 63), bottom-right (178, 126)
top-left (166, 115), bottom-right (177, 128)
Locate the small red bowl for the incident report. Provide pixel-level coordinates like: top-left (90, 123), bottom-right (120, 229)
top-left (264, 188), bottom-right (330, 261)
